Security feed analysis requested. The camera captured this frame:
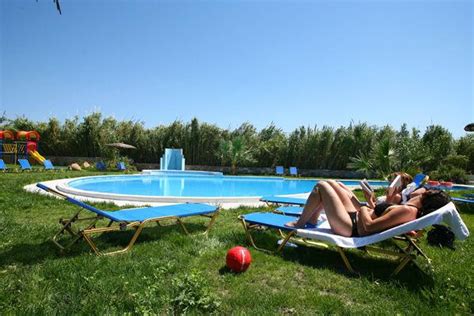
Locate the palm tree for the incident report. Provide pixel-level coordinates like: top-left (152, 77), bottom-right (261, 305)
top-left (219, 136), bottom-right (255, 174)
top-left (347, 152), bottom-right (373, 177)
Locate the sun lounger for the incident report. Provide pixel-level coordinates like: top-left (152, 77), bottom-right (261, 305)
top-left (452, 197), bottom-right (474, 204)
top-left (413, 173), bottom-right (429, 187)
top-left (261, 195), bottom-right (307, 206)
top-left (37, 183), bottom-right (220, 255)
top-left (239, 202), bottom-right (469, 275)
top-left (275, 166), bottom-right (284, 176)
top-left (274, 206), bottom-right (305, 216)
top-left (43, 159), bottom-right (55, 170)
top-left (18, 159), bottom-right (32, 171)
top-left (96, 161), bottom-right (107, 171)
top-left (0, 159), bottom-right (7, 172)
top-left (116, 161), bottom-right (126, 171)
top-left (289, 166), bottom-right (298, 176)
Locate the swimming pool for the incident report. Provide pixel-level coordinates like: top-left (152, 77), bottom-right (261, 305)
top-left (55, 171), bottom-right (471, 204)
top-left (56, 171), bottom-right (389, 203)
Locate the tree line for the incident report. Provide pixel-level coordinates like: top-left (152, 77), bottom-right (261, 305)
top-left (1, 113), bottom-right (473, 181)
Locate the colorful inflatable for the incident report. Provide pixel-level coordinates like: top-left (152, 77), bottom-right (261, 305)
top-left (0, 130), bottom-right (46, 164)
top-left (0, 130), bottom-right (14, 141)
top-left (16, 131), bottom-right (40, 141)
top-left (26, 141), bottom-right (46, 163)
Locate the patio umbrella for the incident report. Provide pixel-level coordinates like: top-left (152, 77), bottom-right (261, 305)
top-left (106, 143), bottom-right (137, 149)
top-left (464, 123), bottom-right (474, 132)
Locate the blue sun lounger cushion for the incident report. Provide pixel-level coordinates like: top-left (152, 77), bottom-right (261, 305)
top-left (289, 166), bottom-right (298, 176)
top-left (452, 197), bottom-right (474, 205)
top-left (275, 206), bottom-right (305, 216)
top-left (96, 161), bottom-right (107, 171)
top-left (261, 195), bottom-right (307, 206)
top-left (117, 162), bottom-right (126, 171)
top-left (242, 212), bottom-right (318, 230)
top-left (37, 183), bottom-right (217, 222)
top-left (43, 160), bottom-right (55, 170)
top-left (413, 173), bottom-right (428, 187)
top-left (401, 173), bottom-right (428, 203)
top-left (18, 159), bottom-right (32, 170)
top-left (275, 166), bottom-right (284, 176)
top-left (0, 159), bottom-right (7, 171)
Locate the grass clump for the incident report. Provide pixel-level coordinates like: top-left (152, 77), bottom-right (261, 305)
top-left (171, 270), bottom-right (221, 314)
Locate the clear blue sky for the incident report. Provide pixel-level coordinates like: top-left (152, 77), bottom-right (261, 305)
top-left (1, 0), bottom-right (473, 137)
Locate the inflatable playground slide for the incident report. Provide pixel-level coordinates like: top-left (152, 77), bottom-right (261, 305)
top-left (30, 150), bottom-right (46, 163)
top-left (1, 130), bottom-right (47, 165)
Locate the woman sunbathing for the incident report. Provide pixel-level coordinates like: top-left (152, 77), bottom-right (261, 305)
top-left (364, 172), bottom-right (413, 207)
top-left (285, 180), bottom-right (450, 237)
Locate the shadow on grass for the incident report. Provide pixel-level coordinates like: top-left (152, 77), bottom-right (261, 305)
top-left (455, 202), bottom-right (474, 215)
top-left (283, 246), bottom-right (434, 289)
top-left (0, 222), bottom-right (209, 268)
top-left (237, 229), bottom-right (435, 289)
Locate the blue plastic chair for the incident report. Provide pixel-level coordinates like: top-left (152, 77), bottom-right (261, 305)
top-left (36, 183), bottom-right (220, 255)
top-left (96, 161), bottom-right (107, 171)
top-left (18, 159), bottom-right (32, 171)
top-left (43, 159), bottom-right (55, 170)
top-left (0, 159), bottom-right (7, 171)
top-left (289, 166), bottom-right (298, 176)
top-left (116, 162), bottom-right (126, 171)
top-left (275, 166), bottom-right (284, 176)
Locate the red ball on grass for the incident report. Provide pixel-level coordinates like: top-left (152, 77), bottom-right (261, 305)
top-left (226, 246), bottom-right (252, 273)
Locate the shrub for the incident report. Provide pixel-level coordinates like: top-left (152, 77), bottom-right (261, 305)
top-left (431, 165), bottom-right (468, 184)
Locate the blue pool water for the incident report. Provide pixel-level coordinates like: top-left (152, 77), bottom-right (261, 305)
top-left (68, 174), bottom-right (391, 197)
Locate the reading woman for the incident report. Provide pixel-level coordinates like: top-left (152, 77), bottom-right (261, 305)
top-left (285, 180), bottom-right (450, 237)
top-left (363, 172), bottom-right (413, 206)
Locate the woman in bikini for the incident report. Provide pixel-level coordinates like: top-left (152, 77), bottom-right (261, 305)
top-left (285, 180), bottom-right (450, 237)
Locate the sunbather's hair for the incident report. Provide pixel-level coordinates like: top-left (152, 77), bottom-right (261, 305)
top-left (389, 172), bottom-right (413, 189)
top-left (418, 189), bottom-right (451, 217)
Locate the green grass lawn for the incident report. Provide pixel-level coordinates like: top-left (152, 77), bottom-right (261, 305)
top-left (1, 171), bottom-right (473, 314)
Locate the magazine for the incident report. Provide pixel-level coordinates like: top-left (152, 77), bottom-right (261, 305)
top-left (389, 175), bottom-right (402, 189)
top-left (359, 179), bottom-right (374, 193)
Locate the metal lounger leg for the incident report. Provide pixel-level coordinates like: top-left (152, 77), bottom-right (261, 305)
top-left (176, 218), bottom-right (190, 235)
top-left (52, 211), bottom-right (100, 251)
top-left (391, 255), bottom-right (414, 276)
top-left (336, 247), bottom-right (356, 274)
top-left (391, 237), bottom-right (431, 275)
top-left (202, 210), bottom-right (220, 235)
top-left (240, 216), bottom-right (295, 254)
top-left (82, 221), bottom-right (146, 256)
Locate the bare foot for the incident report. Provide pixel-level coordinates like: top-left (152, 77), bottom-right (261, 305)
top-left (285, 221), bottom-right (304, 228)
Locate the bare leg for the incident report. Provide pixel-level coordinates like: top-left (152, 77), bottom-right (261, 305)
top-left (326, 180), bottom-right (359, 213)
top-left (308, 203), bottom-right (324, 225)
top-left (317, 181), bottom-right (353, 236)
top-left (286, 181), bottom-right (353, 236)
top-left (285, 184), bottom-right (323, 228)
